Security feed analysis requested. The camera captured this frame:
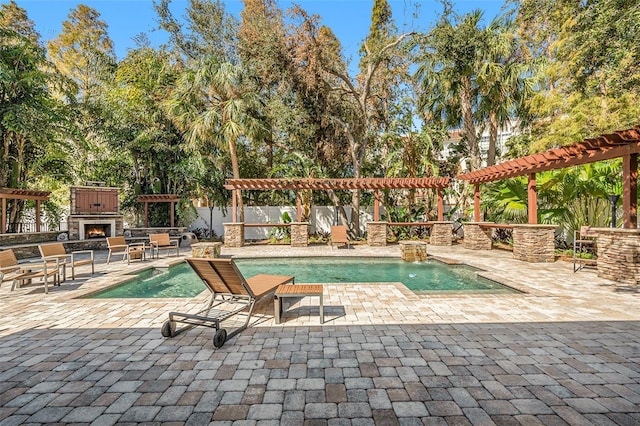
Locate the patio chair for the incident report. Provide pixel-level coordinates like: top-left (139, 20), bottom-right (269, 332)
top-left (0, 249), bottom-right (60, 293)
top-left (331, 225), bottom-right (351, 249)
top-left (149, 233), bottom-right (180, 259)
top-left (161, 257), bottom-right (295, 348)
top-left (573, 226), bottom-right (597, 272)
top-left (106, 236), bottom-right (147, 264)
top-left (39, 242), bottom-right (94, 281)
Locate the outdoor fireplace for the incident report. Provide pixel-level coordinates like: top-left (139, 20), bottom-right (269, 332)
top-left (67, 184), bottom-right (123, 240)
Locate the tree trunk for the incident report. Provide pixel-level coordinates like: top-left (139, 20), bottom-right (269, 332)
top-left (228, 137), bottom-right (244, 222)
top-left (1, 133), bottom-right (10, 187)
top-left (460, 76), bottom-right (480, 170)
top-left (487, 110), bottom-right (498, 166)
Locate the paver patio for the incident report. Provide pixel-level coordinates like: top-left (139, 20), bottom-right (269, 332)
top-left (0, 243), bottom-right (638, 425)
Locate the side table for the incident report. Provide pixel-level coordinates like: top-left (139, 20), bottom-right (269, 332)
top-left (274, 284), bottom-right (324, 324)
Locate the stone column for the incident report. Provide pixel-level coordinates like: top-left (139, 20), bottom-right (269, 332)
top-left (399, 241), bottom-right (427, 261)
top-left (512, 224), bottom-right (556, 263)
top-left (367, 222), bottom-right (387, 246)
top-left (594, 228), bottom-right (640, 284)
top-left (223, 223), bottom-right (244, 248)
top-left (463, 222), bottom-right (493, 250)
top-left (429, 221), bottom-right (453, 246)
top-left (290, 222), bottom-right (309, 247)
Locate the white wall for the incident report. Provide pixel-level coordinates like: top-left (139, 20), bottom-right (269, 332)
top-left (188, 206), bottom-right (383, 239)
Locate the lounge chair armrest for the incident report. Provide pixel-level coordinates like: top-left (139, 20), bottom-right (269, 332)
top-left (71, 249), bottom-right (93, 255)
top-left (24, 257), bottom-right (60, 270)
top-left (128, 242), bottom-right (146, 248)
top-left (170, 239), bottom-right (179, 246)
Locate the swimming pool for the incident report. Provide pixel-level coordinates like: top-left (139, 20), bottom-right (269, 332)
top-left (86, 257), bottom-right (518, 298)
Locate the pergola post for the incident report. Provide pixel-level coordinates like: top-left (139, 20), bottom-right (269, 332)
top-left (437, 188), bottom-right (444, 221)
top-left (374, 189), bottom-right (380, 221)
top-left (232, 190), bottom-right (238, 223)
top-left (35, 200), bottom-right (41, 232)
top-left (170, 201), bottom-right (175, 227)
top-left (622, 153), bottom-right (638, 228)
top-left (296, 190), bottom-right (302, 221)
top-left (528, 173), bottom-right (537, 224)
top-left (144, 202), bottom-right (149, 227)
top-left (474, 184), bottom-right (481, 222)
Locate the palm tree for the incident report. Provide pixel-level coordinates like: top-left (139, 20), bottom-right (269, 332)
top-left (415, 9), bottom-right (489, 170)
top-left (477, 17), bottom-right (537, 166)
top-left (166, 57), bottom-right (264, 222)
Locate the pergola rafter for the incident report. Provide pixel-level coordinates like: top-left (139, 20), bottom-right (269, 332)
top-left (458, 126), bottom-right (640, 228)
top-left (224, 177), bottom-right (451, 223)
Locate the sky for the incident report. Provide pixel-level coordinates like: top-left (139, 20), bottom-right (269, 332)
top-left (11, 0), bottom-right (506, 62)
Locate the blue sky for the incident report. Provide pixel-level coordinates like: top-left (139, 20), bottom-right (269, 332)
top-left (13, 0), bottom-right (506, 61)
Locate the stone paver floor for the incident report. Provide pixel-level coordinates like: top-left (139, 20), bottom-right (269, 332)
top-left (0, 243), bottom-right (638, 425)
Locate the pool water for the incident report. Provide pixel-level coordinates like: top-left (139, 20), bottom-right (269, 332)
top-left (86, 257), bottom-right (517, 298)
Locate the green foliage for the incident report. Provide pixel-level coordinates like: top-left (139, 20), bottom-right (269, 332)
top-left (268, 211), bottom-right (292, 243)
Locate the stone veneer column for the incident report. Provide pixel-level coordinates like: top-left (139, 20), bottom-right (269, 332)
top-left (290, 222), bottom-right (309, 247)
top-left (429, 221), bottom-right (453, 246)
top-left (223, 223), bottom-right (244, 248)
top-left (367, 222), bottom-right (387, 246)
top-left (463, 222), bottom-right (493, 250)
top-left (512, 224), bottom-right (556, 263)
top-left (594, 228), bottom-right (640, 284)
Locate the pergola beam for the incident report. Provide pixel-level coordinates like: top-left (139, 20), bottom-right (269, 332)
top-left (225, 177), bottom-right (452, 224)
top-left (224, 177), bottom-right (450, 191)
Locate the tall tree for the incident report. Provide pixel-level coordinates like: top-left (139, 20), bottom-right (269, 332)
top-left (166, 57), bottom-right (263, 222)
top-left (293, 0), bottom-right (414, 235)
top-left (477, 16), bottom-right (536, 166)
top-left (154, 0), bottom-right (238, 62)
top-left (47, 4), bottom-right (115, 104)
top-left (0, 3), bottom-right (76, 227)
top-left (415, 7), bottom-right (490, 170)
top-left (47, 4), bottom-right (117, 182)
top-left (514, 0), bottom-right (640, 150)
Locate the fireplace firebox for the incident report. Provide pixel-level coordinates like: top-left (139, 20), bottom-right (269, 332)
top-left (84, 223), bottom-right (111, 239)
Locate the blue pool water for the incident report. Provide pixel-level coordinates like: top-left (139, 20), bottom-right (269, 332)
top-left (86, 257), bottom-right (517, 299)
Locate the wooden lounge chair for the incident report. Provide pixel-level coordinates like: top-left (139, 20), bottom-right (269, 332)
top-left (161, 257), bottom-right (295, 348)
top-left (331, 225), bottom-right (351, 249)
top-left (149, 233), bottom-right (180, 259)
top-left (107, 236), bottom-right (147, 264)
top-left (0, 249), bottom-right (60, 294)
top-left (39, 242), bottom-right (94, 281)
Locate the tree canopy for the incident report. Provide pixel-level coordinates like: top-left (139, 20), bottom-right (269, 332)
top-left (0, 0), bottom-right (638, 235)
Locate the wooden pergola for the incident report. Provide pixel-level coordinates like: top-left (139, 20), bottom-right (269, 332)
top-left (137, 194), bottom-right (180, 227)
top-left (0, 188), bottom-right (51, 233)
top-left (458, 126), bottom-right (640, 228)
top-left (224, 177), bottom-right (451, 222)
